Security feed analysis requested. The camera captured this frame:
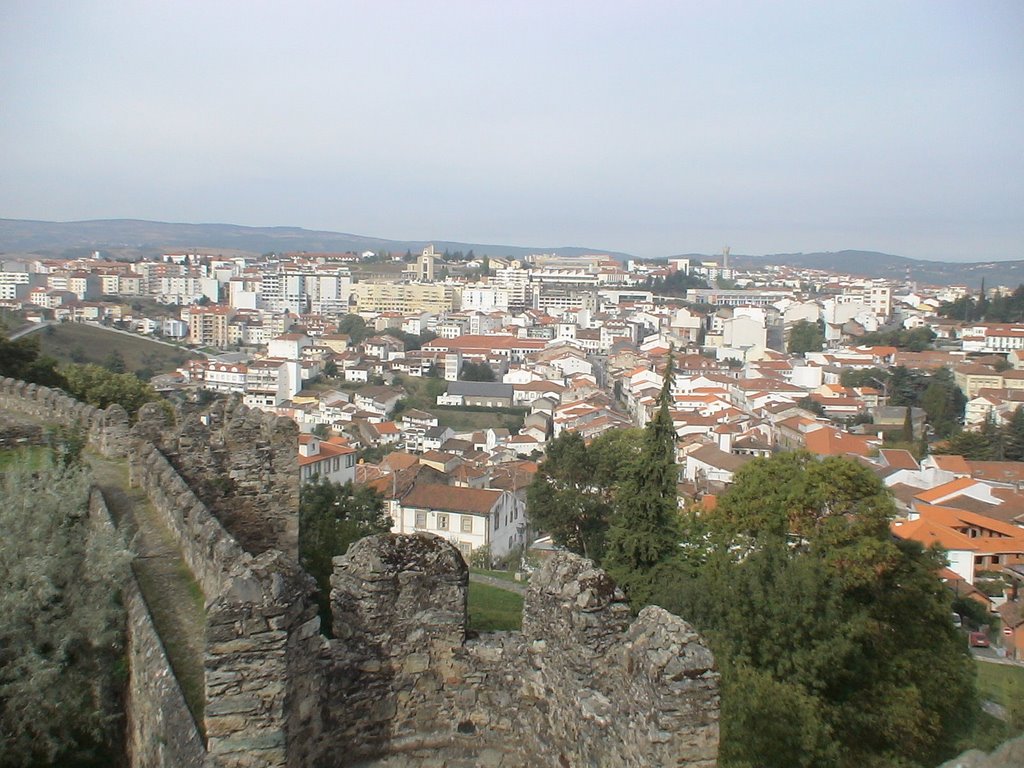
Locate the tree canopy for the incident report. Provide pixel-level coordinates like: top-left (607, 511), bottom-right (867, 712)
top-left (0, 458), bottom-right (131, 767)
top-left (298, 478), bottom-right (390, 633)
top-left (787, 319), bottom-right (825, 354)
top-left (603, 363), bottom-right (682, 603)
top-left (526, 427), bottom-right (643, 562)
top-left (649, 452), bottom-right (977, 768)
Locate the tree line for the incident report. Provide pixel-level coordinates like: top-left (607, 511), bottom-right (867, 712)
top-left (528, 358), bottom-right (979, 767)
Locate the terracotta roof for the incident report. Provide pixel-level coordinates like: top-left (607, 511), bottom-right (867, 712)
top-left (929, 455), bottom-right (972, 474)
top-left (803, 428), bottom-right (879, 458)
top-left (915, 477), bottom-right (981, 504)
top-left (891, 518), bottom-right (978, 551)
top-left (401, 483), bottom-right (502, 514)
top-left (879, 449), bottom-right (919, 470)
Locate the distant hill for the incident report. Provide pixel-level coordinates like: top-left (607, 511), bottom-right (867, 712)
top-left (723, 250), bottom-right (1024, 288)
top-left (0, 218), bottom-right (631, 262)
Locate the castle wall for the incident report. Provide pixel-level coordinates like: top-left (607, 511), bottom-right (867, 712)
top-left (89, 489), bottom-right (206, 768)
top-left (325, 535), bottom-right (720, 768)
top-left (0, 379), bottom-right (719, 768)
top-left (135, 398), bottom-right (299, 559)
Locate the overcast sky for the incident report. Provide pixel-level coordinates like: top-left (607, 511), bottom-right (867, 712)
top-left (1, 1), bottom-right (1022, 260)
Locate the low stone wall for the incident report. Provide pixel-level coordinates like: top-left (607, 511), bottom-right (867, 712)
top-left (129, 441), bottom-right (247, 600)
top-left (324, 536), bottom-right (720, 767)
top-left (0, 378), bottom-right (130, 458)
top-left (89, 490), bottom-right (207, 768)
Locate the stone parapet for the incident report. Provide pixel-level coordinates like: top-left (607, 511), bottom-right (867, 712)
top-left (205, 551), bottom-right (321, 768)
top-left (324, 539), bottom-right (719, 767)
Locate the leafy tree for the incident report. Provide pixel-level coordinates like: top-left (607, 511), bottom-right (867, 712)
top-left (788, 319), bottom-right (825, 354)
top-left (796, 396), bottom-right (826, 417)
top-left (650, 453), bottom-right (978, 768)
top-left (902, 405), bottom-right (915, 442)
top-left (527, 431), bottom-right (609, 560)
top-left (526, 428), bottom-right (643, 561)
top-left (63, 363), bottom-right (160, 415)
top-left (642, 270), bottom-right (710, 296)
top-left (603, 355), bottom-right (682, 603)
top-left (934, 427), bottom-right (998, 461)
top-left (323, 359), bottom-right (338, 378)
top-left (460, 360), bottom-right (495, 382)
top-left (839, 367), bottom-right (890, 390)
top-left (336, 314), bottom-right (370, 344)
top-left (299, 478), bottom-right (390, 633)
top-left (103, 350), bottom-right (126, 374)
top-left (0, 330), bottom-right (67, 389)
top-left (0, 459), bottom-right (131, 767)
top-left (858, 327), bottom-right (936, 351)
top-left (919, 368), bottom-right (965, 438)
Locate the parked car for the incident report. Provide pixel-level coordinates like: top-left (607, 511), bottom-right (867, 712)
top-left (969, 631), bottom-right (990, 648)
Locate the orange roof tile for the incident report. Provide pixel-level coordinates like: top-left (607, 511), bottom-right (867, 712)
top-left (891, 518), bottom-right (978, 551)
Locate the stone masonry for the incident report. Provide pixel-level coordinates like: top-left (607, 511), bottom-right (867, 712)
top-left (0, 378), bottom-right (720, 767)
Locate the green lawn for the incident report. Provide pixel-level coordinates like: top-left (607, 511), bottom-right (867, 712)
top-left (976, 659), bottom-right (1024, 709)
top-left (35, 322), bottom-right (197, 376)
top-left (467, 582), bottom-right (523, 632)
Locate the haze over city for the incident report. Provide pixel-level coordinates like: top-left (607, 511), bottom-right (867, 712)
top-left (2, 1), bottom-right (1022, 261)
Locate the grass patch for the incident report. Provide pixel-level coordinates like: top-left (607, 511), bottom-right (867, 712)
top-left (467, 582), bottom-right (523, 632)
top-left (960, 710), bottom-right (1020, 754)
top-left (976, 660), bottom-right (1024, 709)
top-left (470, 568), bottom-right (518, 582)
top-left (0, 445), bottom-right (51, 471)
top-left (35, 322), bottom-right (197, 376)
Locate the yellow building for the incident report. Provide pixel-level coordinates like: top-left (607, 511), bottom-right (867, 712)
top-left (352, 282), bottom-right (455, 314)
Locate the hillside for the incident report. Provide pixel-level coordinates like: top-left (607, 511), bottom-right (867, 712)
top-left (726, 250), bottom-right (1024, 288)
top-left (0, 218), bottom-right (631, 261)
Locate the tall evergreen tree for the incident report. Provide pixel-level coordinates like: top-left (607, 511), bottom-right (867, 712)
top-left (604, 349), bottom-right (682, 603)
top-left (1004, 406), bottom-right (1024, 461)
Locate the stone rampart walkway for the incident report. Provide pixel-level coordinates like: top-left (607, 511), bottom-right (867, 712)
top-left (87, 453), bottom-right (207, 727)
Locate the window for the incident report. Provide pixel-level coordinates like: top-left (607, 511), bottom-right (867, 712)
top-left (414, 510), bottom-right (426, 529)
top-left (458, 542), bottom-right (472, 559)
top-left (461, 516), bottom-right (473, 533)
top-left (437, 513), bottom-right (449, 531)
top-left (493, 513), bottom-right (499, 531)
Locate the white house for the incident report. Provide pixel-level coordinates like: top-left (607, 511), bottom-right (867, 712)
top-left (390, 484), bottom-right (526, 561)
top-left (298, 435), bottom-right (357, 485)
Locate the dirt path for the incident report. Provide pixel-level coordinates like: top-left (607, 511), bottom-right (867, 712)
top-left (87, 453), bottom-right (207, 726)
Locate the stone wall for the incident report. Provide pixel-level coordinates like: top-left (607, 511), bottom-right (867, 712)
top-left (135, 398), bottom-right (299, 559)
top-left (128, 441), bottom-right (247, 600)
top-left (89, 489), bottom-right (206, 768)
top-left (324, 535), bottom-right (720, 767)
top-left (0, 380), bottom-right (720, 768)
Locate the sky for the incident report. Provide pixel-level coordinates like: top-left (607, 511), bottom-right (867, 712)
top-left (1, 1), bottom-right (1022, 261)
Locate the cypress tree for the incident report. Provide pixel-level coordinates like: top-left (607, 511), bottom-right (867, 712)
top-left (604, 347), bottom-right (682, 603)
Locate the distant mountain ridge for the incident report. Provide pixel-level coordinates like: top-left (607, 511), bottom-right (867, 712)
top-left (0, 218), bottom-right (631, 261)
top-left (677, 249), bottom-right (1023, 288)
top-left (739, 250), bottom-right (1024, 288)
top-left (1, 219), bottom-right (1021, 287)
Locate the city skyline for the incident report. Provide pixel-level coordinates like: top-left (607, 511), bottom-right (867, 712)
top-left (2, 1), bottom-right (1022, 262)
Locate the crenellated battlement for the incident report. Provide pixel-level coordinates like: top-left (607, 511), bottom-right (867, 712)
top-left (0, 379), bottom-right (719, 768)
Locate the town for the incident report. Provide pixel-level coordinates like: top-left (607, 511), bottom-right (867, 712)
top-left (3, 246), bottom-right (1024, 592)
top-left (3, 243), bottom-right (1024, 767)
